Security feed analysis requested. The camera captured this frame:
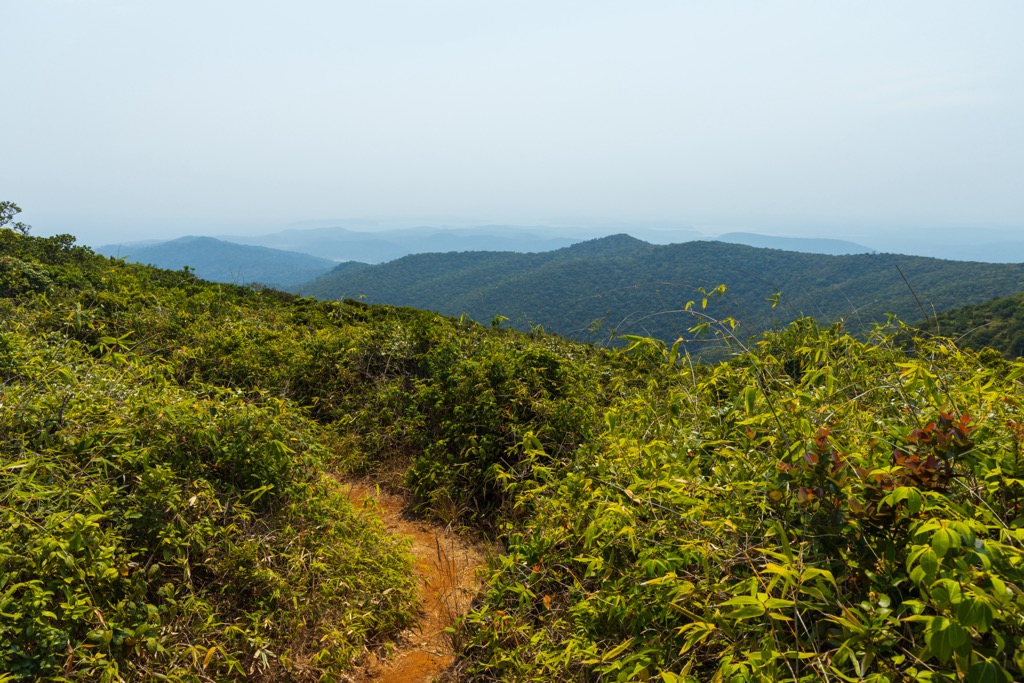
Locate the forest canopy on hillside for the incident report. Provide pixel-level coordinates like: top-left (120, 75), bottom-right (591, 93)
top-left (926, 293), bottom-right (1024, 359)
top-left (295, 235), bottom-right (1024, 349)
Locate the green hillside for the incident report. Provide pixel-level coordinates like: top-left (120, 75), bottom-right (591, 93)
top-left (97, 236), bottom-right (337, 287)
top-left (7, 205), bottom-right (1024, 682)
top-left (927, 293), bottom-right (1024, 358)
top-left (295, 235), bottom-right (1024, 347)
top-left (1, 223), bottom-right (422, 679)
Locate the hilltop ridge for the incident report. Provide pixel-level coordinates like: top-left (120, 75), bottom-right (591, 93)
top-left (296, 237), bottom-right (1024, 345)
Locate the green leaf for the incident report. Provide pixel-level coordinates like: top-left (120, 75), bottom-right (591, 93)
top-left (967, 659), bottom-right (1008, 683)
top-left (926, 617), bottom-right (970, 664)
top-left (721, 597), bottom-right (766, 620)
top-left (719, 595), bottom-right (761, 607)
top-left (799, 567), bottom-right (836, 586)
top-left (918, 548), bottom-right (940, 583)
top-left (931, 578), bottom-right (963, 606)
top-left (600, 638), bottom-right (634, 662)
top-left (932, 528), bottom-right (952, 558)
top-left (957, 598), bottom-right (994, 633)
top-left (743, 387), bottom-right (757, 416)
top-left (763, 597), bottom-right (795, 610)
top-left (763, 562), bottom-right (797, 582)
top-left (642, 572), bottom-right (677, 586)
top-left (676, 622), bottom-right (716, 654)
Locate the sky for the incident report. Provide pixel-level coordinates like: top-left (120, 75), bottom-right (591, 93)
top-left (3, 1), bottom-right (1023, 248)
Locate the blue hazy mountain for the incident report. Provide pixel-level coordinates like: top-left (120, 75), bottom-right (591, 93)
top-left (224, 225), bottom-right (585, 263)
top-left (97, 236), bottom-right (337, 287)
top-left (716, 232), bottom-right (874, 255)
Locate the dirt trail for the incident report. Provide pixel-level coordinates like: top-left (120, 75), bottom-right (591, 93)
top-left (343, 482), bottom-right (487, 683)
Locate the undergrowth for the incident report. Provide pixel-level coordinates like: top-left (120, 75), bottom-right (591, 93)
top-left (0, 226), bottom-right (421, 680)
top-left (453, 321), bottom-right (1024, 682)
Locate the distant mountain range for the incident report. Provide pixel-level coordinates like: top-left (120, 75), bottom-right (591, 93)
top-left (294, 235), bottom-right (1024, 346)
top-left (225, 225), bottom-right (880, 262)
top-left (223, 225), bottom-right (584, 263)
top-left (880, 233), bottom-right (1024, 264)
top-left (93, 226), bottom-right (883, 290)
top-left (96, 236), bottom-right (337, 287)
top-left (717, 232), bottom-right (873, 255)
top-left (94, 229), bottom-right (1024, 350)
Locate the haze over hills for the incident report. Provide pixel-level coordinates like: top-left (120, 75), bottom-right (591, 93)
top-left (295, 235), bottom-right (1024, 346)
top-left (90, 223), bottom-right (1024, 309)
top-left (717, 232), bottom-right (874, 255)
top-left (878, 230), bottom-right (1024, 264)
top-left (223, 225), bottom-right (586, 263)
top-left (96, 236), bottom-right (337, 287)
top-left (91, 226), bottom-right (888, 289)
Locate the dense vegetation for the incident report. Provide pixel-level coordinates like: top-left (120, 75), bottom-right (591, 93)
top-left (0, 221), bottom-right (424, 680)
top-left (925, 293), bottom-right (1024, 359)
top-left (95, 236), bottom-right (337, 288)
top-left (296, 235), bottom-right (1024, 347)
top-left (7, 205), bottom-right (1024, 682)
top-left (452, 323), bottom-right (1024, 682)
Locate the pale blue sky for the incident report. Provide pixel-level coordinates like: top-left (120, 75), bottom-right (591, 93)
top-left (2, 1), bottom-right (1022, 248)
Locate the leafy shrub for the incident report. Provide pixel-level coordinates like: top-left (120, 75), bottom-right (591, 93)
top-left (453, 321), bottom-right (1024, 682)
top-left (0, 231), bottom-right (417, 681)
top-left (0, 256), bottom-right (53, 297)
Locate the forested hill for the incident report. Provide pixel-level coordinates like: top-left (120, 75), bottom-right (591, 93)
top-left (97, 235), bottom-right (337, 287)
top-left (295, 235), bottom-right (1024, 344)
top-left (926, 292), bottom-right (1024, 358)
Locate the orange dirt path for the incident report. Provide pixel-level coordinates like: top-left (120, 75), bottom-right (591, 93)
top-left (343, 482), bottom-right (487, 683)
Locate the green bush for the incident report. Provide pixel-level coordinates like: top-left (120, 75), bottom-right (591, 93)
top-left (446, 322), bottom-right (1024, 682)
top-left (0, 230), bottom-right (417, 681)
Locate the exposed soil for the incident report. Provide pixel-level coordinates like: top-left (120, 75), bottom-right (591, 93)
top-left (343, 482), bottom-right (488, 683)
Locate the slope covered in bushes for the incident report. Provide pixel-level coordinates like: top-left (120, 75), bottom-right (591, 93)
top-left (927, 293), bottom-right (1024, 359)
top-left (451, 323), bottom-right (1024, 682)
top-left (6, 214), bottom-right (1024, 682)
top-left (0, 220), bottom-right (623, 680)
top-left (0, 227), bottom-right (423, 680)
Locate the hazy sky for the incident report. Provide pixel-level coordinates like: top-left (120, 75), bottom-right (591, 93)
top-left (3, 1), bottom-right (1023, 246)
